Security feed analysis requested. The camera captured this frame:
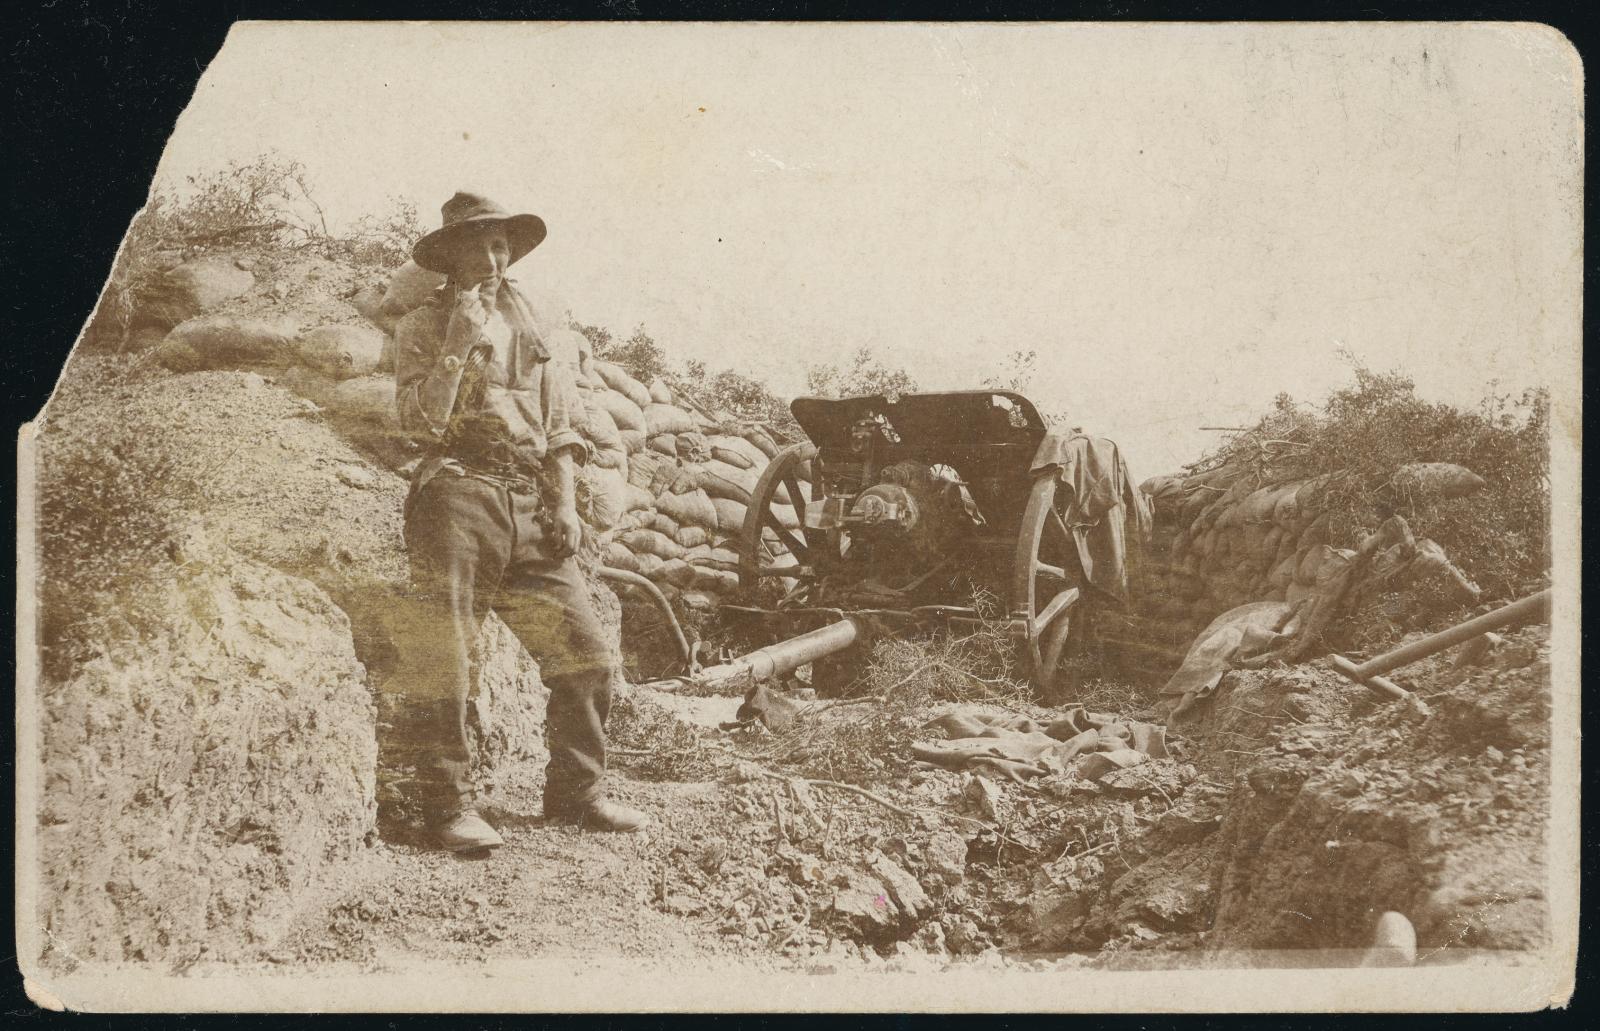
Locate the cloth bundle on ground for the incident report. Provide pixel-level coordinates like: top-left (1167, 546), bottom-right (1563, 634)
top-left (910, 707), bottom-right (1169, 783)
top-left (1029, 433), bottom-right (1152, 601)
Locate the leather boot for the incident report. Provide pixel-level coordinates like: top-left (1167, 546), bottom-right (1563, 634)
top-left (547, 798), bottom-right (650, 833)
top-left (435, 808), bottom-right (504, 852)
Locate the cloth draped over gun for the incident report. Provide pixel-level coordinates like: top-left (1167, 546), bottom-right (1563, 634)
top-left (1028, 433), bottom-right (1153, 601)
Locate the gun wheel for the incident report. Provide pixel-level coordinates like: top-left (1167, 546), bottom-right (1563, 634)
top-left (1013, 470), bottom-right (1089, 700)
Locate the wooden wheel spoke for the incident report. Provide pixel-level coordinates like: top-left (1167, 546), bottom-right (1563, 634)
top-left (1035, 587), bottom-right (1080, 633)
top-left (1040, 611), bottom-right (1076, 677)
top-left (762, 514), bottom-right (810, 559)
top-left (781, 473), bottom-right (807, 512)
top-left (1035, 561), bottom-right (1069, 582)
top-left (1045, 507), bottom-right (1074, 546)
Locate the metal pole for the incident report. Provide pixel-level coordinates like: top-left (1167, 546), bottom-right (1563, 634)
top-left (1348, 589), bottom-right (1551, 679)
top-left (1327, 588), bottom-right (1551, 701)
top-left (594, 566), bottom-right (694, 669)
top-left (689, 618), bottom-right (860, 690)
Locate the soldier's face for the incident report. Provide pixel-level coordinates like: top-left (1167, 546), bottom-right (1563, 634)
top-left (448, 225), bottom-right (511, 287)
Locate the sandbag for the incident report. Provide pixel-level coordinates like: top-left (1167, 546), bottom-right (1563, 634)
top-left (739, 426), bottom-right (781, 459)
top-left (619, 429), bottom-right (646, 454)
top-left (634, 552), bottom-right (665, 580)
top-left (158, 315), bottom-right (301, 372)
top-left (674, 525), bottom-right (710, 549)
top-left (1294, 544), bottom-right (1331, 586)
top-left (595, 390), bottom-right (646, 434)
top-left (648, 433), bottom-right (678, 457)
top-left (712, 496), bottom-right (750, 534)
top-left (711, 446), bottom-right (755, 471)
top-left (655, 488), bottom-right (719, 531)
top-left (543, 327), bottom-right (591, 372)
top-left (690, 566), bottom-right (740, 593)
top-left (698, 458), bottom-right (761, 505)
top-left (647, 512), bottom-right (681, 538)
top-left (667, 464), bottom-right (701, 495)
top-left (592, 360), bottom-right (653, 410)
top-left (626, 449), bottom-right (662, 489)
top-left (660, 558), bottom-right (697, 589)
top-left (585, 466), bottom-right (629, 531)
top-left (709, 434), bottom-right (766, 470)
top-left (623, 483), bottom-right (655, 513)
top-left (681, 543), bottom-right (713, 566)
top-left (581, 402), bottom-right (624, 454)
top-left (621, 528), bottom-right (684, 561)
top-left (1239, 485), bottom-right (1285, 524)
top-left (693, 546), bottom-right (741, 574)
top-left (1390, 462), bottom-right (1488, 500)
top-left (648, 378), bottom-right (675, 405)
top-left (1273, 484), bottom-right (1304, 528)
top-left (677, 591), bottom-right (717, 611)
top-left (645, 404), bottom-right (696, 436)
top-left (602, 543), bottom-right (640, 574)
top-left (675, 431), bottom-right (711, 463)
top-left (1315, 547), bottom-right (1358, 585)
top-left (379, 261), bottom-right (446, 318)
top-left (295, 323), bottom-right (387, 379)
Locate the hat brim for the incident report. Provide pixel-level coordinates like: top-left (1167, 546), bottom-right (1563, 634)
top-left (411, 212), bottom-right (547, 274)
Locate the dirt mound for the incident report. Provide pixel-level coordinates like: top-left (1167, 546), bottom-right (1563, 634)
top-left (1182, 623), bottom-right (1550, 955)
top-left (36, 531), bottom-right (376, 970)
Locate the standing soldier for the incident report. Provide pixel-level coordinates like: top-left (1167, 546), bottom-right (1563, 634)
top-left (395, 191), bottom-right (648, 851)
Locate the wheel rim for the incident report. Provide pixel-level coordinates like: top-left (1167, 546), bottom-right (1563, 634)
top-left (738, 442), bottom-right (828, 595)
top-left (1013, 472), bottom-right (1085, 697)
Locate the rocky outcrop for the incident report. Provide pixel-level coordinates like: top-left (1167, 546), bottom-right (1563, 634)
top-left (36, 533), bottom-right (376, 966)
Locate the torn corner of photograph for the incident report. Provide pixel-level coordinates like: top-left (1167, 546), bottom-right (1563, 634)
top-left (14, 19), bottom-right (1581, 1014)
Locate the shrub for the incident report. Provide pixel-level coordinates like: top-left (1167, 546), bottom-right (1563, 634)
top-left (34, 355), bottom-right (220, 676)
top-left (805, 345), bottom-right (918, 400)
top-left (82, 153), bottom-right (421, 350)
top-left (1193, 357), bottom-right (1550, 600)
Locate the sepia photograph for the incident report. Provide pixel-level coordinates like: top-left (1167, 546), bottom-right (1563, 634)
top-left (13, 20), bottom-right (1582, 1012)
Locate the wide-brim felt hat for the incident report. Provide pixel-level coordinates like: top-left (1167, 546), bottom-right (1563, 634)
top-left (412, 191), bottom-right (547, 274)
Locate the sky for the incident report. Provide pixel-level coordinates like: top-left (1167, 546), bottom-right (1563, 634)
top-left (150, 22), bottom-right (1582, 475)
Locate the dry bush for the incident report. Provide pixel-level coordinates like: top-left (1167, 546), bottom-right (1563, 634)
top-left (35, 355), bottom-right (220, 676)
top-left (1194, 357), bottom-right (1550, 601)
top-left (83, 154), bottom-right (421, 350)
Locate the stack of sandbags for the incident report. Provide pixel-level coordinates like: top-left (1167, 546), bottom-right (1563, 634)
top-left (1138, 460), bottom-right (1487, 646)
top-left (560, 358), bottom-right (810, 612)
